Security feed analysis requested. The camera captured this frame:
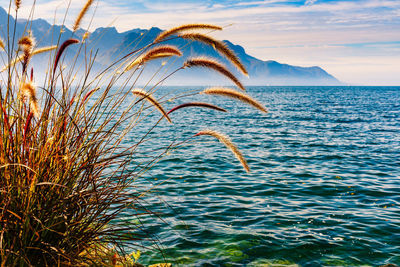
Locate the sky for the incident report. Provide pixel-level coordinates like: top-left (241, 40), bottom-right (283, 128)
top-left (1, 0), bottom-right (399, 85)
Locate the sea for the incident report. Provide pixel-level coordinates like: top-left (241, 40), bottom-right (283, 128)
top-left (119, 86), bottom-right (400, 266)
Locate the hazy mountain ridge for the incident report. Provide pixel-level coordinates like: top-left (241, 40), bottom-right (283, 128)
top-left (0, 7), bottom-right (342, 85)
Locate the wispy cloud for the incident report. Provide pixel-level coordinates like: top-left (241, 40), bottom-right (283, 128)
top-left (305, 0), bottom-right (318, 5)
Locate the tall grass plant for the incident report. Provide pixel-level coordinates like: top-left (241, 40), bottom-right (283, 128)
top-left (0, 0), bottom-right (267, 265)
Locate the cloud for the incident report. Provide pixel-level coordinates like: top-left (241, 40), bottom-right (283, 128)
top-left (305, 0), bottom-right (317, 5)
top-left (0, 0), bottom-right (399, 84)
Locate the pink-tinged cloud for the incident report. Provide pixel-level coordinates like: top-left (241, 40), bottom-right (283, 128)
top-left (1, 0), bottom-right (399, 84)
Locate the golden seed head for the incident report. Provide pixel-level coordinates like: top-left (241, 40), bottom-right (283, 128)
top-left (125, 45), bottom-right (182, 72)
top-left (131, 89), bottom-right (172, 123)
top-left (155, 23), bottom-right (222, 43)
top-left (184, 57), bottom-right (246, 91)
top-left (179, 33), bottom-right (248, 76)
top-left (201, 87), bottom-right (268, 113)
top-left (18, 35), bottom-right (35, 50)
top-left (73, 0), bottom-right (94, 32)
top-left (21, 82), bottom-right (40, 118)
top-left (195, 129), bottom-right (250, 172)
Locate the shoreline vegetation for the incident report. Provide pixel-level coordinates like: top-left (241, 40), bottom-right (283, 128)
top-left (0, 0), bottom-right (267, 266)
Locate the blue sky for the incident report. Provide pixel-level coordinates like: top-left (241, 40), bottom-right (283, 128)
top-left (1, 0), bottom-right (399, 85)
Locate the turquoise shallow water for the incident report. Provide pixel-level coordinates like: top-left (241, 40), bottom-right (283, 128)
top-left (122, 86), bottom-right (400, 266)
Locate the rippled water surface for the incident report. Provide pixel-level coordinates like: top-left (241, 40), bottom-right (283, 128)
top-left (123, 86), bottom-right (400, 266)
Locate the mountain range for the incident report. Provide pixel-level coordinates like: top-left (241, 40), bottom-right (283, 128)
top-left (0, 6), bottom-right (342, 86)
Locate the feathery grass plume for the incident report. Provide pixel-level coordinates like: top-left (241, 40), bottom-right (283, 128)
top-left (73, 0), bottom-right (94, 32)
top-left (1, 46), bottom-right (57, 72)
top-left (53, 39), bottom-right (80, 74)
top-left (131, 88), bottom-right (172, 123)
top-left (167, 102), bottom-right (227, 115)
top-left (179, 33), bottom-right (248, 76)
top-left (195, 129), bottom-right (250, 172)
top-left (201, 87), bottom-right (268, 113)
top-left (18, 35), bottom-right (35, 48)
top-left (184, 57), bottom-right (246, 91)
top-left (15, 0), bottom-right (21, 10)
top-left (18, 35), bottom-right (35, 73)
top-left (154, 23), bottom-right (223, 43)
top-left (21, 82), bottom-right (40, 117)
top-left (125, 45), bottom-right (182, 72)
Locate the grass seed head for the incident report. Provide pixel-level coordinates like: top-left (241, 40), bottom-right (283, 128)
top-left (154, 23), bottom-right (222, 43)
top-left (131, 88), bottom-right (172, 123)
top-left (21, 82), bottom-right (40, 117)
top-left (201, 87), bottom-right (268, 113)
top-left (18, 35), bottom-right (35, 49)
top-left (53, 39), bottom-right (80, 74)
top-left (184, 57), bottom-right (246, 91)
top-left (73, 0), bottom-right (94, 31)
top-left (125, 45), bottom-right (182, 71)
top-left (179, 33), bottom-right (248, 76)
top-left (195, 129), bottom-right (250, 172)
top-left (167, 102), bottom-right (227, 114)
top-left (18, 35), bottom-right (35, 72)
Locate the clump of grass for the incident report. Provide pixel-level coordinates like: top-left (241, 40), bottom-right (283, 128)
top-left (0, 0), bottom-right (266, 265)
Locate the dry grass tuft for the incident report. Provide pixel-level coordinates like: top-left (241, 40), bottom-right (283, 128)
top-left (125, 45), bottom-right (182, 71)
top-left (73, 0), bottom-right (94, 32)
top-left (0, 3), bottom-right (268, 264)
top-left (179, 33), bottom-right (248, 76)
top-left (131, 88), bottom-right (172, 123)
top-left (167, 102), bottom-right (227, 115)
top-left (154, 23), bottom-right (222, 43)
top-left (195, 129), bottom-right (250, 172)
top-left (201, 87), bottom-right (268, 113)
top-left (184, 57), bottom-right (246, 91)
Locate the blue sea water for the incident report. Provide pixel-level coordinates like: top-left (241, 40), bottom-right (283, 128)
top-left (123, 86), bottom-right (400, 266)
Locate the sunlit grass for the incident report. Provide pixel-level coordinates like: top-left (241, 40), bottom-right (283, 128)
top-left (0, 0), bottom-right (266, 265)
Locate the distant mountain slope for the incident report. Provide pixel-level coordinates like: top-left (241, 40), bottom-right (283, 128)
top-left (0, 6), bottom-right (342, 85)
